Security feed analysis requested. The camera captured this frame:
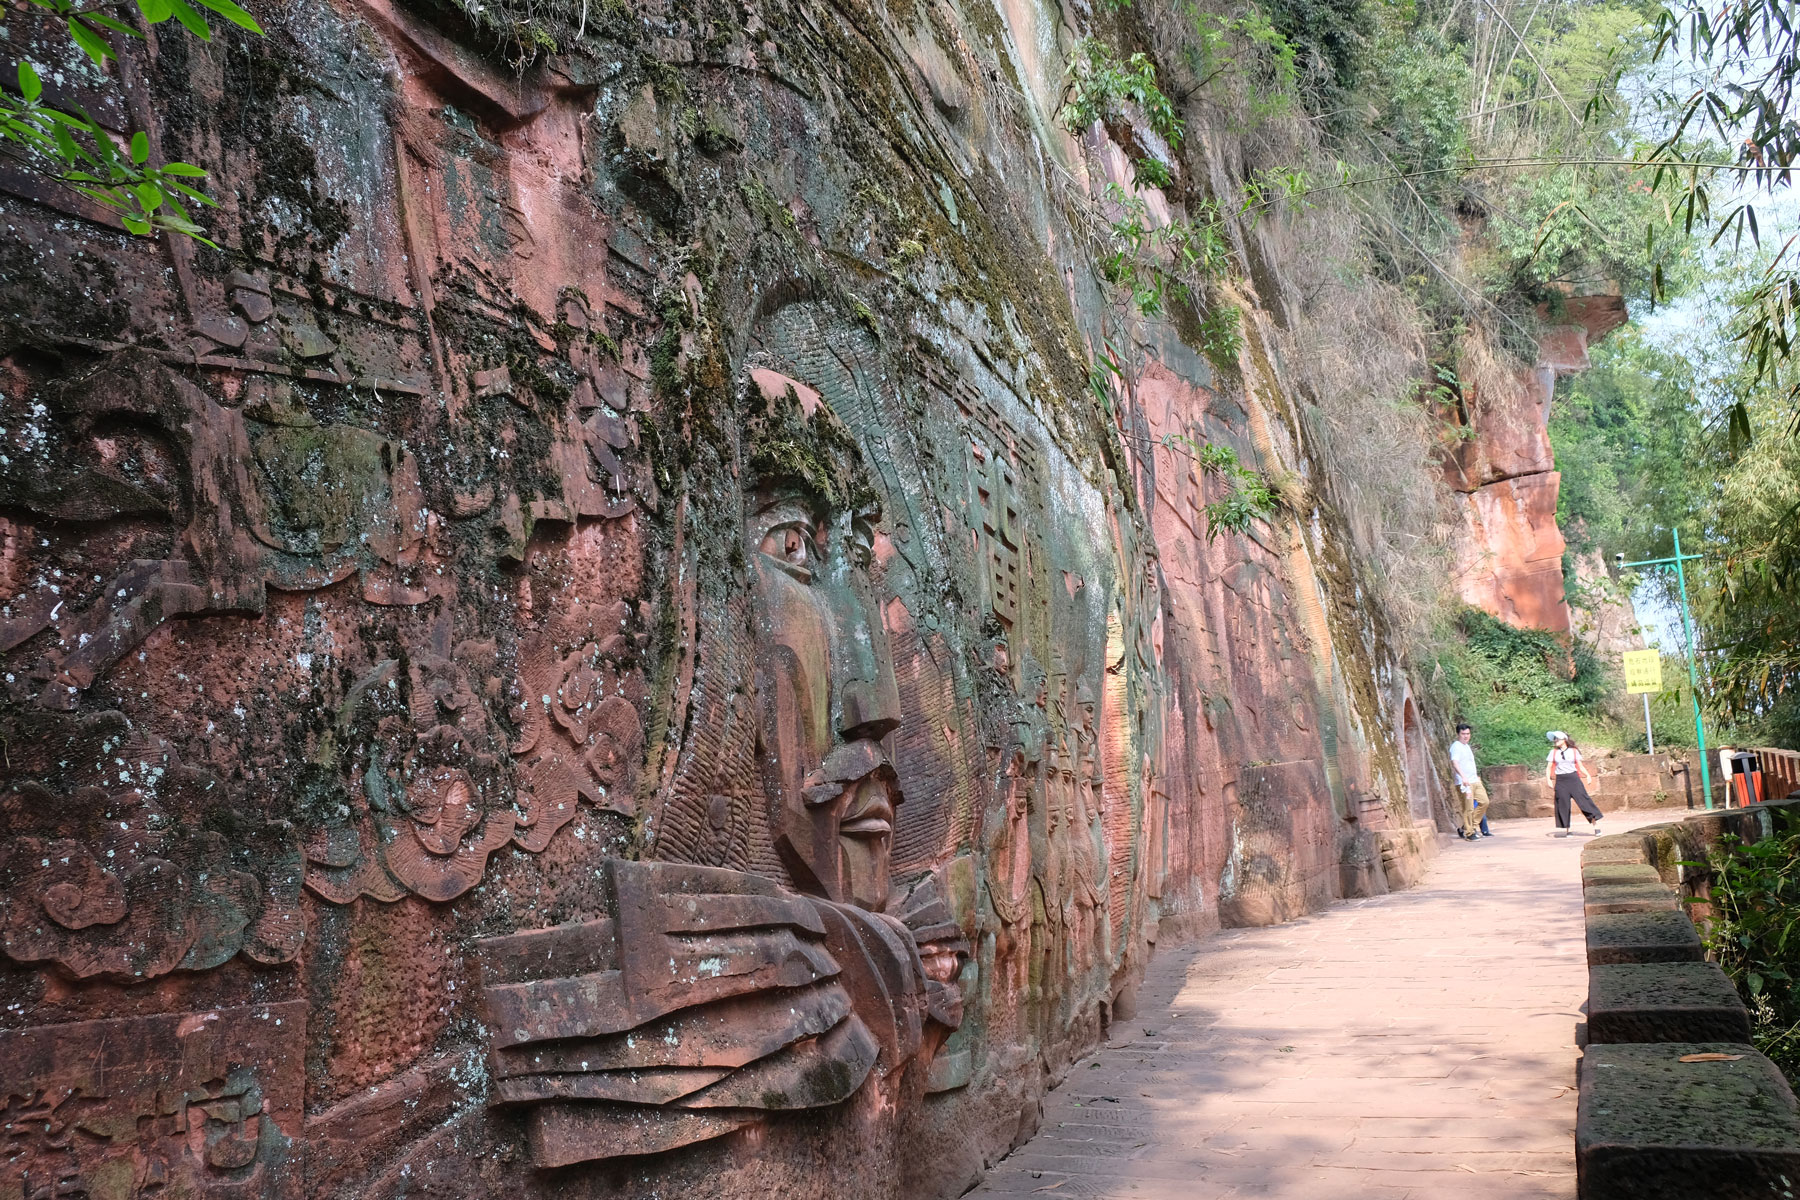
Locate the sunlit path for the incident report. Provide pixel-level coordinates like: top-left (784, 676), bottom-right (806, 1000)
top-left (970, 811), bottom-right (1680, 1200)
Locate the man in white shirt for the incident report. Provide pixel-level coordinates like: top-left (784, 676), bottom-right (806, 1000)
top-left (1449, 723), bottom-right (1488, 841)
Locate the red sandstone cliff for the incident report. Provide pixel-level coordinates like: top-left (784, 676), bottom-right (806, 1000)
top-left (1445, 290), bottom-right (1628, 632)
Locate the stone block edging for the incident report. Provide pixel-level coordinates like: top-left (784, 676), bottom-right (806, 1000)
top-left (1575, 798), bottom-right (1800, 1199)
top-left (1577, 1042), bottom-right (1800, 1200)
top-left (1585, 910), bottom-right (1704, 966)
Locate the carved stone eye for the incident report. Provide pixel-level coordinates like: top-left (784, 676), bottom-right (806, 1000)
top-left (759, 523), bottom-right (815, 582)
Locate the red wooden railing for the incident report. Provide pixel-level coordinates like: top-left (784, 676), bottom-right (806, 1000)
top-left (1759, 748), bottom-right (1800, 801)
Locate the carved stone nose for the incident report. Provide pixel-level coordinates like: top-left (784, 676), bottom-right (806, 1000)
top-left (839, 679), bottom-right (900, 742)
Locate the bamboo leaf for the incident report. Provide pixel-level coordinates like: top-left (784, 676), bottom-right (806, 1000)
top-left (192, 0), bottom-right (263, 34)
top-left (165, 0), bottom-right (211, 38)
top-left (18, 61), bottom-right (45, 107)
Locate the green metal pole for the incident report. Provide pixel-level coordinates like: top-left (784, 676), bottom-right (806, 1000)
top-left (1671, 527), bottom-right (1713, 809)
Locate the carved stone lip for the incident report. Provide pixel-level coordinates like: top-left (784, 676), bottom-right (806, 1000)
top-left (838, 777), bottom-right (896, 838)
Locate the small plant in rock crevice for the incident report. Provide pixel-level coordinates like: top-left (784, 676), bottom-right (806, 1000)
top-left (1060, 39), bottom-right (1186, 153)
top-left (1159, 432), bottom-right (1280, 538)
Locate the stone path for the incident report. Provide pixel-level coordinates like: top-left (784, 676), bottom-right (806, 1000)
top-left (970, 811), bottom-right (1677, 1199)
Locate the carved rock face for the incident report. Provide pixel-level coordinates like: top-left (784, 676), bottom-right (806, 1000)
top-left (747, 468), bottom-right (903, 911)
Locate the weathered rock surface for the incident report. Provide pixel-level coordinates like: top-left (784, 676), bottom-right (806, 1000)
top-left (1578, 1042), bottom-right (1800, 1200)
top-left (1587, 962), bottom-right (1753, 1044)
top-left (0, 1), bottom-right (1445, 1196)
top-left (1445, 291), bottom-right (1627, 633)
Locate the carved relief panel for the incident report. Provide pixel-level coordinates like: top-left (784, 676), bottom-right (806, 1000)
top-left (0, 1003), bottom-right (304, 1199)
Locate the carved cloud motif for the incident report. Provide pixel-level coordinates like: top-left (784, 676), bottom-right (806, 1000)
top-left (0, 713), bottom-right (303, 981)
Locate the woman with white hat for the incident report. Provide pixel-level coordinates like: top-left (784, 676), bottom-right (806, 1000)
top-left (1544, 731), bottom-right (1603, 836)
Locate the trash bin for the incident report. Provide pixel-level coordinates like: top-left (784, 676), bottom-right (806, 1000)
top-left (1729, 751), bottom-right (1766, 807)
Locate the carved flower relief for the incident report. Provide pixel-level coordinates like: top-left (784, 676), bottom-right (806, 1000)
top-left (381, 766), bottom-right (515, 902)
top-left (301, 636), bottom-right (642, 905)
top-left (0, 780), bottom-right (303, 981)
top-left (301, 654), bottom-right (509, 904)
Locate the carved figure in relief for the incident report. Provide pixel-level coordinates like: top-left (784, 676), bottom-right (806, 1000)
top-left (746, 475), bottom-right (901, 909)
top-left (475, 354), bottom-right (967, 1168)
top-left (1046, 675), bottom-right (1108, 974)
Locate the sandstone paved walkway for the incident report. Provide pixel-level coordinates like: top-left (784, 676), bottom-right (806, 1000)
top-left (970, 811), bottom-right (1677, 1199)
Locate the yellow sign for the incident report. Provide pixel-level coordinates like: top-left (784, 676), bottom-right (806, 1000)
top-left (1623, 650), bottom-right (1663, 694)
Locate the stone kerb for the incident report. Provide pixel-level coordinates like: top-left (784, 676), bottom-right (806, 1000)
top-left (1581, 862), bottom-right (1662, 890)
top-left (1624, 798), bottom-right (1800, 920)
top-left (1583, 883), bottom-right (1679, 916)
top-left (1575, 801), bottom-right (1800, 1199)
top-left (1587, 962), bottom-right (1753, 1043)
top-left (1577, 1043), bottom-right (1800, 1200)
top-left (1585, 910), bottom-right (1703, 966)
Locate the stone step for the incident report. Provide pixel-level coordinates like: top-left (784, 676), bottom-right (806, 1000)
top-left (1587, 962), bottom-right (1752, 1044)
top-left (1581, 863), bottom-right (1663, 891)
top-left (1585, 910), bottom-right (1705, 966)
top-left (1584, 883), bottom-right (1680, 916)
top-left (1577, 1041), bottom-right (1800, 1200)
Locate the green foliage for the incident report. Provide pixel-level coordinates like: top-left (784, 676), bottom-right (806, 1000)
top-left (1253, 0), bottom-right (1369, 119)
top-left (1550, 329), bottom-right (1709, 563)
top-left (431, 0), bottom-right (613, 64)
top-left (4, 61), bottom-right (221, 238)
top-left (1644, 0), bottom-right (1800, 413)
top-left (1702, 819), bottom-right (1800, 1081)
top-left (1196, 302), bottom-right (1243, 371)
top-left (1181, 2), bottom-right (1300, 120)
top-left (1060, 40), bottom-right (1185, 148)
top-left (3, 0), bottom-right (264, 240)
top-left (1481, 166), bottom-right (1680, 302)
top-left (1086, 166), bottom-right (1310, 323)
top-left (1159, 435), bottom-right (1279, 538)
top-left (1436, 606), bottom-right (1614, 764)
top-left (1700, 397), bottom-right (1800, 737)
top-left (1366, 29), bottom-right (1471, 201)
top-left (1096, 184), bottom-right (1233, 319)
top-left (1132, 156), bottom-right (1173, 190)
top-left (1539, 2), bottom-right (1652, 102)
top-left (27, 0), bottom-right (261, 56)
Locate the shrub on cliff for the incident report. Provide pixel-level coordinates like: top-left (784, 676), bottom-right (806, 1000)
top-left (1436, 606), bottom-right (1617, 764)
